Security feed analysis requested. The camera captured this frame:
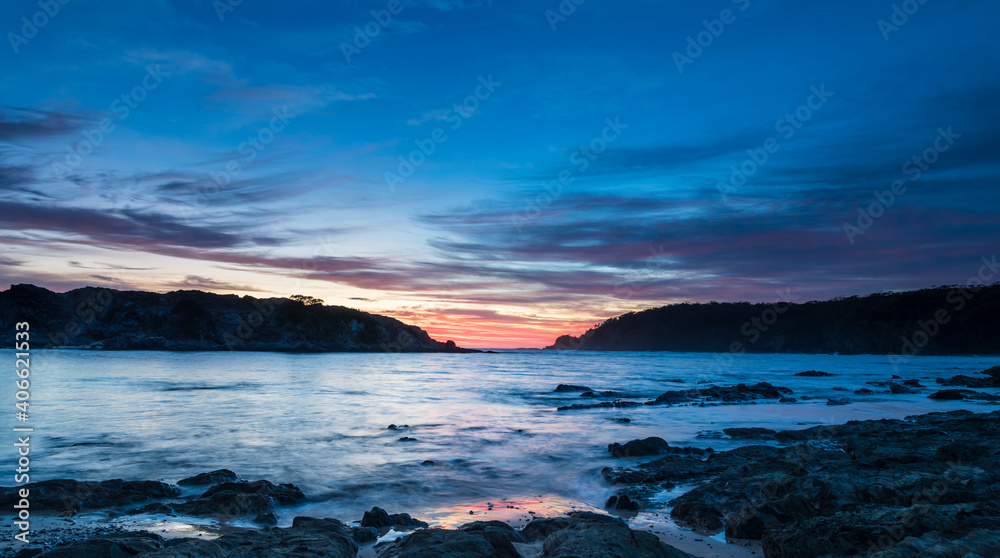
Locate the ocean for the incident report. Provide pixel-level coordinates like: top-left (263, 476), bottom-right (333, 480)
top-left (5, 349), bottom-right (1000, 531)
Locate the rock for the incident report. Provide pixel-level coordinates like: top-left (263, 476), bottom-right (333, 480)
top-left (521, 512), bottom-right (695, 557)
top-left (0, 479), bottom-right (180, 513)
top-left (795, 370), bottom-right (834, 377)
top-left (253, 512), bottom-right (277, 526)
top-left (613, 417), bottom-right (631, 423)
top-left (554, 384), bottom-right (593, 392)
top-left (605, 494), bottom-right (640, 511)
top-left (558, 400), bottom-right (644, 411)
top-left (177, 470), bottom-right (239, 486)
top-left (608, 437), bottom-right (671, 457)
top-left (928, 389), bottom-right (969, 400)
top-left (605, 410), bottom-right (1000, 557)
top-left (375, 523), bottom-right (519, 557)
top-left (723, 427), bottom-right (776, 439)
top-left (927, 389), bottom-right (1000, 401)
top-left (670, 501), bottom-right (724, 533)
top-left (132, 480), bottom-right (306, 518)
top-left (854, 388), bottom-right (875, 395)
top-left (584, 390), bottom-right (643, 399)
top-left (826, 397), bottom-right (851, 406)
top-left (936, 366), bottom-right (1000, 388)
top-left (361, 506), bottom-right (429, 529)
top-left (398, 437), bottom-right (418, 442)
top-left (650, 382), bottom-right (793, 406)
top-left (902, 379), bottom-right (924, 387)
top-left (652, 390), bottom-right (695, 404)
top-left (889, 383), bottom-right (918, 394)
top-left (33, 532), bottom-right (169, 557)
top-left (779, 397), bottom-right (797, 403)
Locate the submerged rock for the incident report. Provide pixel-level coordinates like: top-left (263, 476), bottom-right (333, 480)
top-left (795, 370), bottom-right (834, 377)
top-left (608, 437), bottom-right (670, 457)
top-left (554, 384), bottom-right (593, 392)
top-left (928, 389), bottom-right (1000, 401)
top-left (936, 366), bottom-right (1000, 388)
top-left (723, 427), bottom-right (777, 439)
top-left (177, 469), bottom-right (239, 486)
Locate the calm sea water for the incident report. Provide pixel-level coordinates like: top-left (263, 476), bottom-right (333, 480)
top-left (5, 350), bottom-right (1000, 527)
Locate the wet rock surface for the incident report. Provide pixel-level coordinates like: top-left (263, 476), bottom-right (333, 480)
top-left (23, 516), bottom-right (363, 557)
top-left (177, 470), bottom-right (240, 486)
top-left (360, 507), bottom-right (428, 529)
top-left (132, 480), bottom-right (306, 518)
top-left (375, 512), bottom-right (694, 558)
top-left (936, 366), bottom-right (1000, 388)
top-left (604, 410), bottom-right (1000, 557)
top-left (0, 479), bottom-right (180, 513)
top-left (558, 381), bottom-right (795, 410)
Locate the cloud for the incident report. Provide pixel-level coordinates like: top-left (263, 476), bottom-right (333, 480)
top-left (0, 200), bottom-right (274, 250)
top-left (0, 106), bottom-right (84, 141)
top-left (122, 48), bottom-right (242, 87)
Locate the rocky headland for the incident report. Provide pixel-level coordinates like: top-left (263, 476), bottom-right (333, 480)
top-left (546, 284), bottom-right (1000, 354)
top-left (0, 284), bottom-right (475, 352)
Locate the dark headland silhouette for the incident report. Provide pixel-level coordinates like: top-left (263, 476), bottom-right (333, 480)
top-left (0, 284), bottom-right (476, 352)
top-left (547, 284), bottom-right (1000, 355)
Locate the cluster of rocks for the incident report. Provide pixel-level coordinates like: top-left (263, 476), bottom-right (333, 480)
top-left (555, 382), bottom-right (797, 411)
top-left (1, 468), bottom-right (700, 558)
top-left (0, 471), bottom-right (307, 524)
top-left (3, 510), bottom-right (696, 558)
top-left (601, 410), bottom-right (1000, 557)
top-left (374, 512), bottom-right (694, 558)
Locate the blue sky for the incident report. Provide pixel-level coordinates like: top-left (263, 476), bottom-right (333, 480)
top-left (1, 0), bottom-right (998, 347)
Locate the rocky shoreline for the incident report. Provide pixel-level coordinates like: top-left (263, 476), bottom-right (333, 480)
top-left (602, 409), bottom-right (1000, 557)
top-left (2, 388), bottom-right (998, 557)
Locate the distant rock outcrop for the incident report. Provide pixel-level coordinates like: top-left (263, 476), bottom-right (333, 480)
top-left (0, 284), bottom-right (477, 352)
top-left (546, 285), bottom-right (1000, 354)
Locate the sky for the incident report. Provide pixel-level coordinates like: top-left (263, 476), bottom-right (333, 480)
top-left (1, 0), bottom-right (998, 348)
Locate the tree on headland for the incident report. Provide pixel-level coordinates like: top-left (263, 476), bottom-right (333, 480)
top-left (290, 294), bottom-right (324, 306)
